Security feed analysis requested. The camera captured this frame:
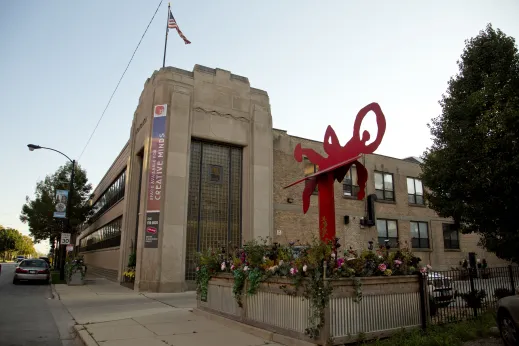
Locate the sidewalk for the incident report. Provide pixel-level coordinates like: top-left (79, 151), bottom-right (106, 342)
top-left (54, 275), bottom-right (282, 346)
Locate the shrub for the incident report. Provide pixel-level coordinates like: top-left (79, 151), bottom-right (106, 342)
top-left (494, 287), bottom-right (514, 300)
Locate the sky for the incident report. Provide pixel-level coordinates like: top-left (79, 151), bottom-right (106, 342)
top-left (1, 1), bottom-right (518, 254)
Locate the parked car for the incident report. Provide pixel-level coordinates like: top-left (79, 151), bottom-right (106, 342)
top-left (13, 259), bottom-right (50, 284)
top-left (427, 271), bottom-right (454, 314)
top-left (15, 256), bottom-right (25, 263)
top-left (497, 295), bottom-right (519, 346)
top-left (39, 257), bottom-right (51, 266)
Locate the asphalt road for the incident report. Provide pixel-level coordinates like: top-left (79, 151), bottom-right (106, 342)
top-left (0, 263), bottom-right (80, 346)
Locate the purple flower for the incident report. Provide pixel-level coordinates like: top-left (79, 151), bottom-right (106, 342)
top-left (337, 258), bottom-right (345, 267)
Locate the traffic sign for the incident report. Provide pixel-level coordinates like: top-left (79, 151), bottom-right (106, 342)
top-left (66, 244), bottom-right (74, 252)
top-left (61, 233), bottom-right (71, 245)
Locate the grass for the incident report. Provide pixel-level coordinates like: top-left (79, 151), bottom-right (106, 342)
top-left (51, 270), bottom-right (66, 284)
top-left (362, 311), bottom-right (499, 346)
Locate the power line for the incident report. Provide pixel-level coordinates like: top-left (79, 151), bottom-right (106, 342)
top-left (78, 0), bottom-right (164, 161)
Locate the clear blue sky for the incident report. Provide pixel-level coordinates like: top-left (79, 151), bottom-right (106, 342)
top-left (1, 0), bottom-right (518, 253)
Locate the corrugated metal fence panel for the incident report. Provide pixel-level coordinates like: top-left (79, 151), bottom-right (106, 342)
top-left (246, 290), bottom-right (311, 333)
top-left (206, 284), bottom-right (240, 316)
top-left (330, 292), bottom-right (421, 337)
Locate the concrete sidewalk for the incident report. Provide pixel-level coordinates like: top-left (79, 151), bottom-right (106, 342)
top-left (54, 276), bottom-right (282, 346)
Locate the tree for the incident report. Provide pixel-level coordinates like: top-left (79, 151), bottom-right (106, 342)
top-left (16, 235), bottom-right (37, 257)
top-left (0, 226), bottom-right (23, 261)
top-left (420, 24), bottom-right (519, 263)
top-left (20, 162), bottom-right (93, 244)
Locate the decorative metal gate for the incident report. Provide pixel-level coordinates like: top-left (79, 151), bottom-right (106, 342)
top-left (185, 140), bottom-right (242, 280)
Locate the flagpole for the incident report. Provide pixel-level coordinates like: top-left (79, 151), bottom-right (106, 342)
top-left (162, 2), bottom-right (170, 68)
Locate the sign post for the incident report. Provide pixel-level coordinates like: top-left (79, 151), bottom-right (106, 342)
top-left (144, 104), bottom-right (167, 248)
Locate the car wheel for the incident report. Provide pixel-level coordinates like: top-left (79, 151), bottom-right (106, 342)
top-left (498, 310), bottom-right (518, 346)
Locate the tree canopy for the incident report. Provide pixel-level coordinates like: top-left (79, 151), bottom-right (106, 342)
top-left (420, 24), bottom-right (519, 263)
top-left (20, 162), bottom-right (93, 244)
top-left (0, 226), bottom-right (36, 261)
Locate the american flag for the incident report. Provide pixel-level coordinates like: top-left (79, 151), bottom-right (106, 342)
top-left (168, 9), bottom-right (191, 45)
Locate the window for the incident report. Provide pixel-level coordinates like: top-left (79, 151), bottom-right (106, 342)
top-left (410, 221), bottom-right (429, 249)
top-left (89, 170), bottom-right (126, 223)
top-left (303, 159), bottom-right (318, 194)
top-left (374, 172), bottom-right (394, 201)
top-left (443, 224), bottom-right (460, 249)
top-left (343, 165), bottom-right (359, 197)
top-left (377, 219), bottom-right (398, 247)
top-left (407, 178), bottom-right (424, 204)
top-left (79, 217), bottom-right (122, 252)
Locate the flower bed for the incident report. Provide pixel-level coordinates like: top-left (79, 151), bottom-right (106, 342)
top-left (196, 238), bottom-right (430, 345)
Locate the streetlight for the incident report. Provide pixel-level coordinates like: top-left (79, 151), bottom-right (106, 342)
top-left (27, 144), bottom-right (76, 281)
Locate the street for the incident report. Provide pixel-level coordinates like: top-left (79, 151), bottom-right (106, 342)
top-left (0, 263), bottom-right (80, 346)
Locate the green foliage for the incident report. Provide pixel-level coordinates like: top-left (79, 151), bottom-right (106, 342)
top-left (65, 255), bottom-right (87, 282)
top-left (420, 24), bottom-right (519, 263)
top-left (127, 251), bottom-right (136, 268)
top-left (195, 266), bottom-right (210, 300)
top-left (494, 287), bottom-right (514, 300)
top-left (368, 311), bottom-right (498, 346)
top-left (20, 162), bottom-right (93, 242)
top-left (232, 269), bottom-right (246, 307)
top-left (0, 226), bottom-right (22, 260)
top-left (455, 289), bottom-right (487, 309)
top-left (0, 226), bottom-right (36, 260)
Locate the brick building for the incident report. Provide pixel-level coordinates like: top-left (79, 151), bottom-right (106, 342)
top-left (77, 65), bottom-right (509, 292)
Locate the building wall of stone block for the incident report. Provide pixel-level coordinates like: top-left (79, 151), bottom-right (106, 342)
top-left (273, 129), bottom-right (510, 270)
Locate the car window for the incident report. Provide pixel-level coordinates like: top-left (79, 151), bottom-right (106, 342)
top-left (20, 260), bottom-right (47, 268)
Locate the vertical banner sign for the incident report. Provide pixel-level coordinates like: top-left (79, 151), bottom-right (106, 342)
top-left (53, 190), bottom-right (69, 218)
top-left (145, 104), bottom-right (167, 248)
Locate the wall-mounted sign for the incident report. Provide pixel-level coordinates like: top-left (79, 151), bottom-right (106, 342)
top-left (53, 190), bottom-right (69, 218)
top-left (145, 104), bottom-right (167, 248)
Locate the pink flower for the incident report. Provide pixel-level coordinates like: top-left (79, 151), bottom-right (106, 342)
top-left (394, 260), bottom-right (402, 266)
top-left (196, 267), bottom-right (200, 272)
top-left (231, 264), bottom-right (236, 271)
top-left (337, 258), bottom-right (345, 267)
top-left (290, 267), bottom-right (298, 275)
top-left (378, 263), bottom-right (387, 272)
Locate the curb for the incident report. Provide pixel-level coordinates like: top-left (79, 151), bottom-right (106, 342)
top-left (51, 284), bottom-right (61, 300)
top-left (74, 325), bottom-right (98, 346)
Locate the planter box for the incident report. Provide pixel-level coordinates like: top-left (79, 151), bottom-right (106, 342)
top-left (197, 274), bottom-right (423, 345)
top-left (66, 266), bottom-right (87, 286)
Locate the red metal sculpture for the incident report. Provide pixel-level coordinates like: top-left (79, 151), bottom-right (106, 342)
top-left (284, 102), bottom-right (387, 242)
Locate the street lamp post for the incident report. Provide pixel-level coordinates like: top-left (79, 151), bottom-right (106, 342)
top-left (28, 144), bottom-right (75, 281)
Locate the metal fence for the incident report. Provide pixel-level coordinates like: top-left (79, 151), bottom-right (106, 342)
top-left (424, 265), bottom-right (518, 325)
